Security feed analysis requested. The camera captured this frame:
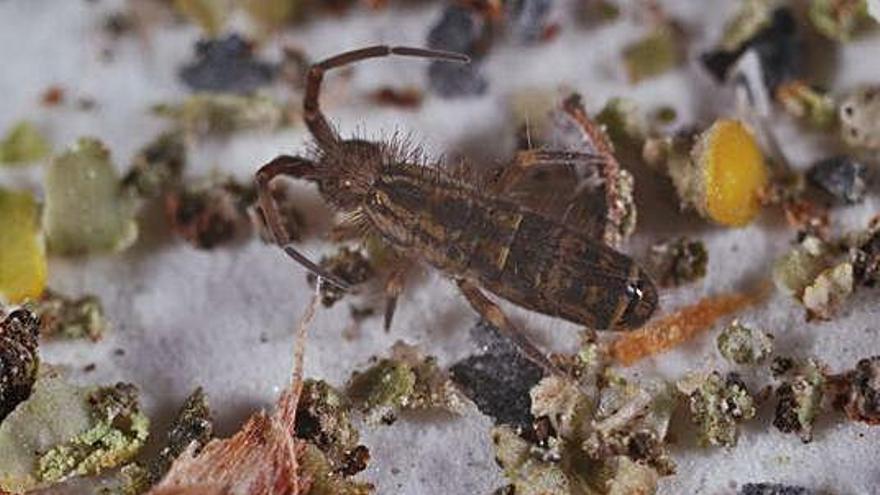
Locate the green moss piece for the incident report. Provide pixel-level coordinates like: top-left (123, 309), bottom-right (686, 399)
top-left (622, 28), bottom-right (682, 83)
top-left (678, 371), bottom-right (756, 447)
top-left (296, 380), bottom-right (359, 469)
top-left (0, 121), bottom-right (50, 165)
top-left (809, 0), bottom-right (870, 41)
top-left (772, 238), bottom-right (830, 297)
top-left (0, 374), bottom-right (148, 492)
top-left (173, 0), bottom-right (233, 37)
top-left (347, 359), bottom-right (416, 424)
top-left (154, 93), bottom-right (286, 137)
top-left (0, 188), bottom-right (48, 303)
top-left (716, 321), bottom-right (774, 365)
top-left (43, 138), bottom-right (138, 255)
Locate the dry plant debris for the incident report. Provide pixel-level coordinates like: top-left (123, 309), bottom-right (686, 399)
top-left (0, 309), bottom-right (40, 422)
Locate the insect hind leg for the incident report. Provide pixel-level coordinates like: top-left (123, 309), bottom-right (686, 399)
top-left (255, 155), bottom-right (350, 290)
top-left (305, 46), bottom-right (469, 147)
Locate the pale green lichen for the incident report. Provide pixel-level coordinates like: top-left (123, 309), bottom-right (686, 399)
top-left (773, 358), bottom-right (826, 443)
top-left (43, 138), bottom-right (139, 255)
top-left (346, 342), bottom-right (461, 424)
top-left (677, 371), bottom-right (756, 447)
top-left (809, 0), bottom-right (870, 41)
top-left (648, 237), bottom-right (708, 287)
top-left (720, 0), bottom-right (778, 50)
top-left (0, 374), bottom-right (148, 492)
top-left (37, 383), bottom-right (149, 483)
top-left (299, 443), bottom-right (374, 495)
top-left (802, 261), bottom-right (854, 320)
top-left (776, 82), bottom-right (837, 129)
top-left (33, 289), bottom-right (106, 341)
top-left (622, 27), bottom-right (682, 83)
top-left (0, 121), bottom-right (50, 165)
top-left (717, 320), bottom-right (774, 365)
top-left (595, 98), bottom-right (645, 151)
top-left (296, 379), bottom-right (359, 469)
top-left (154, 93), bottom-right (287, 137)
top-left (173, 0), bottom-right (233, 36)
top-left (772, 236), bottom-right (831, 297)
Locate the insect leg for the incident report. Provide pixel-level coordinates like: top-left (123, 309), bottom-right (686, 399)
top-left (490, 149), bottom-right (605, 195)
top-left (457, 279), bottom-right (565, 378)
top-left (255, 155), bottom-right (350, 290)
top-left (305, 45), bottom-right (469, 147)
top-left (383, 258), bottom-right (414, 332)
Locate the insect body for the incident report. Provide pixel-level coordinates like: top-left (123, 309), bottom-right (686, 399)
top-left (256, 46), bottom-right (657, 371)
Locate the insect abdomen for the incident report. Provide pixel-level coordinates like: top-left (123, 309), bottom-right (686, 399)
top-left (364, 167), bottom-right (656, 330)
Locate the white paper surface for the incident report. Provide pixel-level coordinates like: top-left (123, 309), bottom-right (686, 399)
top-left (1, 1), bottom-right (879, 493)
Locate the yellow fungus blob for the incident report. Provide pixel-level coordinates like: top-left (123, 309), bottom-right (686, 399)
top-left (0, 189), bottom-right (47, 303)
top-left (697, 119), bottom-right (768, 227)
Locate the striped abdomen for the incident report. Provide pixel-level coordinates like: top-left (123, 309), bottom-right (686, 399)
top-left (363, 167), bottom-right (657, 330)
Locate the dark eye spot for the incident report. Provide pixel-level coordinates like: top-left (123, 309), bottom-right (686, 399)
top-left (844, 105), bottom-right (854, 116)
top-left (626, 281), bottom-right (644, 302)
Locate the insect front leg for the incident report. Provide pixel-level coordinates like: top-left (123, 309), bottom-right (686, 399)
top-left (457, 279), bottom-right (566, 379)
top-left (256, 155), bottom-right (350, 289)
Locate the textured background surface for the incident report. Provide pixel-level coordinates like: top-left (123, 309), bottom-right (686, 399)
top-left (1, 1), bottom-right (879, 493)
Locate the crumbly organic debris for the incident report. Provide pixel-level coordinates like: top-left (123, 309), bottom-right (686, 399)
top-left (450, 320), bottom-right (544, 429)
top-left (0, 309), bottom-right (40, 421)
top-left (295, 379), bottom-right (363, 472)
top-left (719, 0), bottom-right (777, 51)
top-left (808, 0), bottom-right (870, 41)
top-left (113, 387), bottom-right (213, 494)
top-left (677, 371), bottom-right (756, 447)
top-left (775, 81), bottom-right (837, 129)
top-left (165, 177), bottom-right (256, 249)
top-left (739, 483), bottom-right (812, 495)
top-left (347, 342), bottom-right (462, 425)
top-left (807, 155), bottom-right (869, 204)
top-left (622, 26), bottom-right (682, 83)
top-left (839, 86), bottom-right (880, 150)
top-left (717, 320), bottom-right (773, 366)
top-left (122, 132), bottom-right (186, 200)
top-left (33, 289), bottom-right (106, 341)
top-left (43, 138), bottom-right (139, 255)
top-left (307, 247), bottom-right (375, 307)
top-left (850, 218), bottom-right (880, 287)
top-left (493, 338), bottom-right (674, 494)
top-left (612, 290), bottom-right (760, 365)
top-left (173, 0), bottom-right (232, 36)
top-left (801, 261), bottom-right (853, 321)
top-left (648, 237), bottom-right (708, 287)
top-left (154, 93), bottom-right (288, 137)
top-left (0, 188), bottom-right (47, 303)
top-left (179, 34), bottom-right (277, 94)
top-left (827, 355), bottom-right (880, 424)
top-left (772, 235), bottom-right (832, 297)
top-left (0, 373), bottom-right (149, 492)
top-left (669, 119), bottom-right (768, 227)
top-left (772, 358), bottom-right (825, 443)
top-left (0, 121), bottom-right (50, 165)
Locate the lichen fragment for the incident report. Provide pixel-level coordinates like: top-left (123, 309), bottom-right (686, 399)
top-left (717, 320), bottom-right (773, 366)
top-left (0, 374), bottom-right (148, 492)
top-left (154, 93), bottom-right (288, 137)
top-left (677, 371), bottom-right (756, 447)
top-left (622, 27), bottom-right (682, 83)
top-left (0, 121), bottom-right (50, 165)
top-left (809, 0), bottom-right (870, 41)
top-left (165, 177), bottom-right (255, 249)
top-left (173, 0), bottom-right (232, 36)
top-left (43, 138), bottom-right (138, 255)
top-left (647, 237), bottom-right (708, 287)
top-left (772, 358), bottom-right (825, 442)
top-left (0, 189), bottom-right (47, 303)
top-left (122, 132), bottom-right (186, 200)
top-left (33, 289), bottom-right (106, 341)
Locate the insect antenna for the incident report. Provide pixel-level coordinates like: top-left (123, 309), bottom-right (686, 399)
top-left (305, 45), bottom-right (469, 148)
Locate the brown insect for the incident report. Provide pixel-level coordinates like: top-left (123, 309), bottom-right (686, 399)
top-left (255, 45), bottom-right (658, 374)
